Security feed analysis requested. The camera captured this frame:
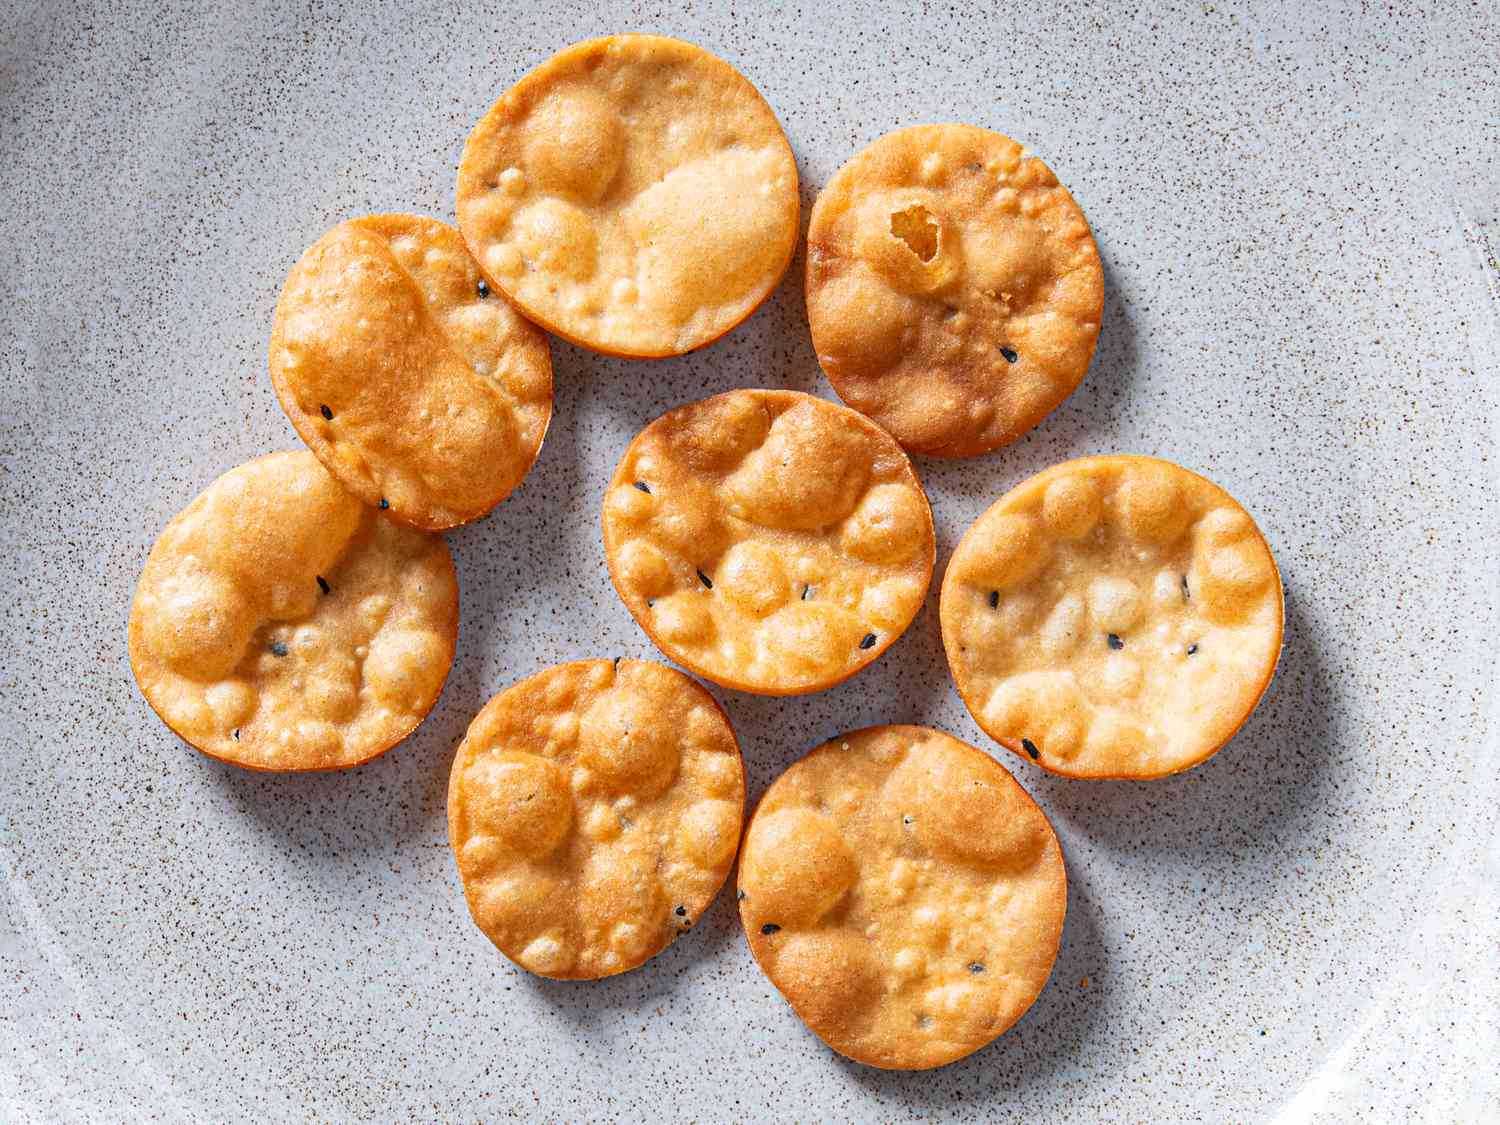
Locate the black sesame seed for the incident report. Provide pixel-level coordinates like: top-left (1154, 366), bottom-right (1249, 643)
top-left (902, 815), bottom-right (913, 826)
top-left (378, 498), bottom-right (389, 510)
top-left (988, 590), bottom-right (999, 609)
top-left (736, 890), bottom-right (746, 902)
top-left (801, 584), bottom-right (812, 600)
top-left (613, 656), bottom-right (621, 669)
top-left (316, 575), bottom-right (330, 595)
top-left (633, 481), bottom-right (650, 493)
top-left (859, 633), bottom-right (877, 650)
top-left (646, 599), bottom-right (655, 608)
top-left (232, 728), bottom-right (240, 741)
top-left (269, 641), bottom-right (289, 657)
top-left (760, 923), bottom-right (781, 936)
top-left (1022, 738), bottom-right (1040, 760)
top-left (674, 905), bottom-right (687, 917)
top-left (319, 403), bottom-right (332, 421)
top-left (477, 278), bottom-right (490, 298)
top-left (697, 569), bottom-right (713, 589)
top-left (1187, 643), bottom-right (1199, 655)
top-left (1181, 574), bottom-right (1191, 600)
top-left (1107, 633), bottom-right (1124, 650)
top-left (968, 962), bottom-right (985, 974)
top-left (1000, 346), bottom-right (1019, 363)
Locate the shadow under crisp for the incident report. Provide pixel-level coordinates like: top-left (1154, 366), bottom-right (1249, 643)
top-left (518, 872), bottom-right (744, 1021)
top-left (1025, 594), bottom-right (1336, 869)
top-left (830, 871), bottom-right (1112, 1106)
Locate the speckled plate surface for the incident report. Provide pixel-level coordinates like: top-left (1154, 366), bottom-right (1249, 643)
top-left (2, 2), bottom-right (1497, 1121)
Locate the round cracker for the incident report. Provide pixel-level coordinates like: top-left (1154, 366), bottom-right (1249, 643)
top-left (269, 213), bottom-right (553, 530)
top-left (447, 659), bottom-right (745, 979)
top-left (128, 452), bottom-right (459, 771)
top-left (941, 455), bottom-right (1284, 779)
top-left (601, 390), bottom-right (935, 696)
top-left (806, 124), bottom-right (1104, 458)
top-left (739, 725), bottom-right (1066, 1070)
top-left (456, 34), bottom-right (800, 358)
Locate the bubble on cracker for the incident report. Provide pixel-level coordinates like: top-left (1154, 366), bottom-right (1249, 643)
top-left (738, 726), bottom-right (1066, 1069)
top-left (127, 452), bottom-right (458, 770)
top-left (602, 390), bottom-right (935, 695)
top-left (940, 455), bottom-right (1283, 778)
top-left (456, 35), bottom-right (799, 358)
top-left (269, 213), bottom-right (552, 530)
top-left (806, 124), bottom-right (1104, 458)
top-left (447, 659), bottom-right (744, 979)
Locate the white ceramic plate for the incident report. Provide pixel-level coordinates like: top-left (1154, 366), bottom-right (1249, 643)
top-left (3, 3), bottom-right (1496, 1121)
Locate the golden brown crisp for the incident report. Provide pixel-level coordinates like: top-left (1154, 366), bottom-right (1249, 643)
top-left (739, 725), bottom-right (1066, 1069)
top-left (941, 455), bottom-right (1283, 779)
top-left (601, 390), bottom-right (935, 696)
top-left (128, 452), bottom-right (458, 771)
top-left (456, 35), bottom-right (799, 358)
top-left (448, 659), bottom-right (744, 979)
top-left (269, 213), bottom-right (552, 530)
top-left (807, 125), bottom-right (1104, 457)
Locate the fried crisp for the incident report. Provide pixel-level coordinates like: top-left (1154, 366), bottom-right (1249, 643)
top-left (739, 725), bottom-right (1066, 1070)
top-left (941, 455), bottom-right (1283, 778)
top-left (128, 452), bottom-right (458, 771)
top-left (269, 213), bottom-right (552, 530)
top-left (456, 35), bottom-right (799, 358)
top-left (447, 659), bottom-right (744, 979)
top-left (602, 390), bottom-right (935, 695)
top-left (807, 124), bottom-right (1104, 458)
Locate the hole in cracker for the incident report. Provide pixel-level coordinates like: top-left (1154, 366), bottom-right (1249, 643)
top-left (889, 204), bottom-right (939, 262)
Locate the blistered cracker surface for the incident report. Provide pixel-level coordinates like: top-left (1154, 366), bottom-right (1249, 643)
top-left (941, 455), bottom-right (1283, 779)
top-left (127, 452), bottom-right (458, 771)
top-left (447, 659), bottom-right (745, 979)
top-left (269, 213), bottom-right (553, 530)
top-left (807, 124), bottom-right (1104, 458)
top-left (456, 34), bottom-right (800, 358)
top-left (739, 725), bottom-right (1066, 1070)
top-left (601, 389), bottom-right (935, 695)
